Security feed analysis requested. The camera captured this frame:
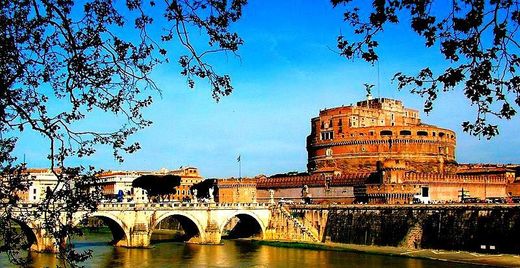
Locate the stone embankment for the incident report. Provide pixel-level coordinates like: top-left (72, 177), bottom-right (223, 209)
top-left (265, 204), bottom-right (520, 266)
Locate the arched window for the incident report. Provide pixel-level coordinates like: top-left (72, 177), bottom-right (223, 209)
top-left (380, 130), bottom-right (393, 136)
top-left (326, 148), bottom-right (333, 157)
top-left (439, 132), bottom-right (445, 137)
top-left (417, 131), bottom-right (428, 136)
top-left (399, 130), bottom-right (412, 135)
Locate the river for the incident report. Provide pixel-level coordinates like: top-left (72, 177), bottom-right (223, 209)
top-left (0, 231), bottom-right (480, 267)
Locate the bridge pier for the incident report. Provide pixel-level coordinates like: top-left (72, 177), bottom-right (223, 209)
top-left (126, 231), bottom-right (152, 248)
top-left (30, 226), bottom-right (61, 253)
top-left (198, 223), bottom-right (222, 244)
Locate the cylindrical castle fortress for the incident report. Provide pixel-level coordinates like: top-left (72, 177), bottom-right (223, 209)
top-left (306, 97), bottom-right (457, 174)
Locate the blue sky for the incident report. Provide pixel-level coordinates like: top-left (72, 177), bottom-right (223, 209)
top-left (15, 1), bottom-right (520, 178)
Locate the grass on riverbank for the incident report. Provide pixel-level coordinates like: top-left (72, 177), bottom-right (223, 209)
top-left (254, 240), bottom-right (520, 267)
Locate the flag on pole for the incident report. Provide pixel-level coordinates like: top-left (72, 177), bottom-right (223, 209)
top-left (237, 155), bottom-right (241, 162)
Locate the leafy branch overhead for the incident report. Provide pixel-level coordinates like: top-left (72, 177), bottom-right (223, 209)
top-left (333, 0), bottom-right (520, 138)
top-left (1, 0), bottom-right (246, 168)
top-left (0, 0), bottom-right (246, 265)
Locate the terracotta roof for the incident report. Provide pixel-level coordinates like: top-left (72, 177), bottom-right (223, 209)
top-left (25, 168), bottom-right (62, 174)
top-left (257, 173), bottom-right (371, 189)
top-left (457, 167), bottom-right (515, 174)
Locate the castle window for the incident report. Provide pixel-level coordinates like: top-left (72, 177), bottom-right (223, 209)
top-left (321, 131), bottom-right (334, 140)
top-left (432, 132), bottom-right (436, 137)
top-left (321, 121), bottom-right (324, 129)
top-left (338, 119), bottom-right (342, 126)
top-left (369, 131), bottom-right (374, 136)
top-left (326, 148), bottom-right (333, 157)
top-left (417, 131), bottom-right (428, 136)
top-left (439, 132), bottom-right (445, 137)
top-left (400, 130), bottom-right (411, 135)
top-left (380, 130), bottom-right (392, 136)
top-left (329, 120), bottom-right (333, 127)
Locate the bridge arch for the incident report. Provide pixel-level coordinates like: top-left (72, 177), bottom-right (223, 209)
top-left (152, 212), bottom-right (205, 242)
top-left (81, 212), bottom-right (130, 246)
top-left (220, 211), bottom-right (265, 239)
top-left (9, 218), bottom-right (38, 250)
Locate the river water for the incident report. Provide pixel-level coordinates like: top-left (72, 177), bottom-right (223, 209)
top-left (0, 232), bottom-right (480, 267)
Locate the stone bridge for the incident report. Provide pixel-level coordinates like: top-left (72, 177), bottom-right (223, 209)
top-left (12, 202), bottom-right (274, 252)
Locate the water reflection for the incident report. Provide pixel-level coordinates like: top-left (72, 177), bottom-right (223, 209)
top-left (0, 232), bottom-right (481, 268)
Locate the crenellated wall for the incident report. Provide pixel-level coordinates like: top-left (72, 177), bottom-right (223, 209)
top-left (404, 172), bottom-right (509, 201)
top-left (256, 174), bottom-right (371, 203)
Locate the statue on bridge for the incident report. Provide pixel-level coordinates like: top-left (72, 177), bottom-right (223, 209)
top-left (269, 189), bottom-right (275, 204)
top-left (209, 186), bottom-right (215, 203)
top-left (301, 185), bottom-right (311, 204)
top-left (192, 189), bottom-right (198, 203)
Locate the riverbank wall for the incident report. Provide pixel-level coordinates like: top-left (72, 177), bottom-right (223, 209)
top-left (287, 204), bottom-right (520, 254)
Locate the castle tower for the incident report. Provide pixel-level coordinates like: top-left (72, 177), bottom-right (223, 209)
top-left (306, 98), bottom-right (457, 174)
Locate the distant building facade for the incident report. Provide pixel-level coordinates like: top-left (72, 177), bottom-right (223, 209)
top-left (96, 170), bottom-right (147, 202)
top-left (97, 166), bottom-right (202, 202)
top-left (18, 168), bottom-right (64, 203)
top-left (215, 178), bottom-right (257, 203)
top-left (168, 167), bottom-right (203, 201)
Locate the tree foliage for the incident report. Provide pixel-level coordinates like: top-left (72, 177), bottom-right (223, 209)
top-left (132, 174), bottom-right (181, 198)
top-left (190, 178), bottom-right (216, 199)
top-left (333, 0), bottom-right (520, 138)
top-left (0, 0), bottom-right (246, 266)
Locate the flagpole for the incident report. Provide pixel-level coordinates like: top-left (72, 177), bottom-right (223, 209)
top-left (236, 154), bottom-right (242, 180)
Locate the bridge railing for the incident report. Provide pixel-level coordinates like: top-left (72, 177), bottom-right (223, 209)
top-left (95, 202), bottom-right (271, 210)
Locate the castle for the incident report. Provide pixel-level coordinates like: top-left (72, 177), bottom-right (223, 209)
top-left (257, 97), bottom-right (520, 204)
top-left (307, 97), bottom-right (457, 174)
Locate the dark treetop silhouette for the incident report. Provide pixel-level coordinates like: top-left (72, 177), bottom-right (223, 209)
top-left (132, 175), bottom-right (181, 201)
